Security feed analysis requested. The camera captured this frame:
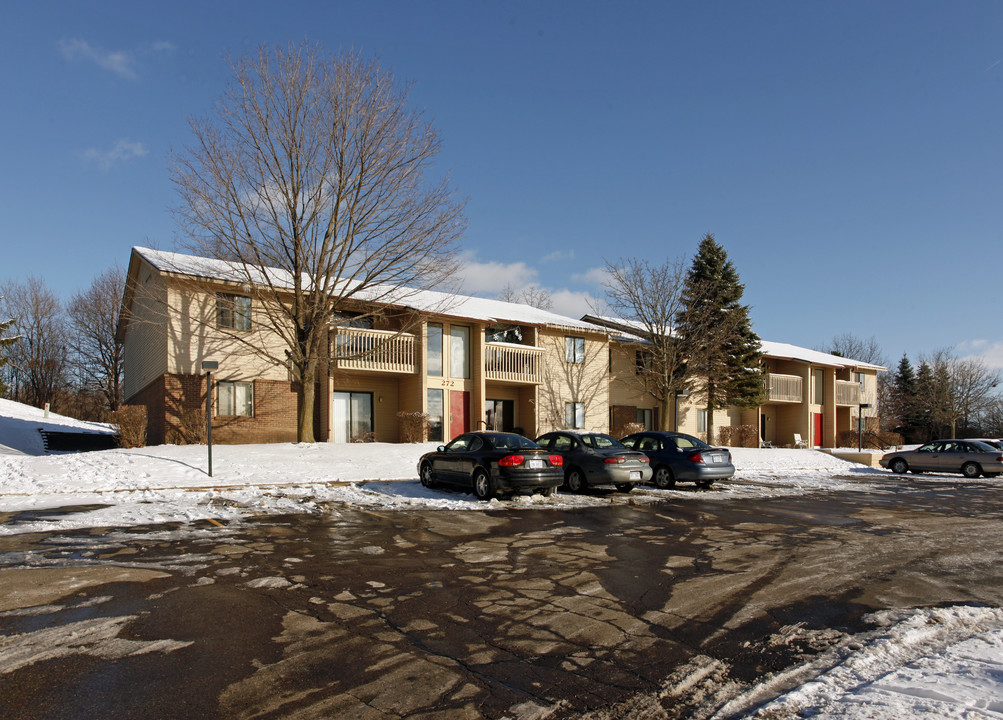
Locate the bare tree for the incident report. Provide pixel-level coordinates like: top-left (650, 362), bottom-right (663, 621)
top-left (497, 284), bottom-right (553, 310)
top-left (601, 257), bottom-right (703, 431)
top-left (67, 266), bottom-right (125, 412)
top-left (538, 332), bottom-right (607, 432)
top-left (0, 277), bottom-right (68, 409)
top-left (825, 333), bottom-right (888, 368)
top-left (0, 300), bottom-right (17, 398)
top-left (171, 43), bottom-right (466, 441)
top-left (916, 349), bottom-right (1000, 438)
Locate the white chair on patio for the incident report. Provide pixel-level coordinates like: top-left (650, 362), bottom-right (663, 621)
top-left (793, 433), bottom-right (809, 449)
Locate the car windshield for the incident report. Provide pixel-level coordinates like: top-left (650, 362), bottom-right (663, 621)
top-left (489, 434), bottom-right (540, 450)
top-left (581, 434), bottom-right (624, 450)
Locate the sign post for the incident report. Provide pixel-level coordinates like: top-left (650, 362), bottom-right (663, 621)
top-left (202, 361), bottom-right (218, 477)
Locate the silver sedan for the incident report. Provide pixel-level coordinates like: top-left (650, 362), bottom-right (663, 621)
top-left (880, 440), bottom-right (1003, 478)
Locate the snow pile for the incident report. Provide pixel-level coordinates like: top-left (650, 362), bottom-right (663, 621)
top-left (731, 605), bottom-right (1003, 719)
top-left (0, 398), bottom-right (117, 456)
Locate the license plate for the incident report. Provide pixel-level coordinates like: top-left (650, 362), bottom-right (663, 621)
top-left (529, 459), bottom-right (544, 469)
top-left (629, 471), bottom-right (641, 480)
top-left (712, 454), bottom-right (724, 463)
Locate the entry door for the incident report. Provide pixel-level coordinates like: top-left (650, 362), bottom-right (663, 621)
top-left (449, 390), bottom-right (470, 440)
top-left (485, 399), bottom-right (514, 432)
top-left (813, 413), bottom-right (823, 448)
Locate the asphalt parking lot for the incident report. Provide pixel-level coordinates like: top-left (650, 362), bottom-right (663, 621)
top-left (2, 476), bottom-right (1003, 720)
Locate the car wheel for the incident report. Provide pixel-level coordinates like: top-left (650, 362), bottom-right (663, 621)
top-left (696, 480), bottom-right (713, 489)
top-left (419, 462), bottom-right (436, 488)
top-left (962, 462), bottom-right (982, 479)
top-left (566, 469), bottom-right (586, 493)
top-left (889, 458), bottom-right (908, 474)
top-left (472, 469), bottom-right (494, 500)
top-left (539, 486), bottom-right (555, 497)
top-left (653, 466), bottom-right (675, 489)
top-left (614, 483), bottom-right (633, 493)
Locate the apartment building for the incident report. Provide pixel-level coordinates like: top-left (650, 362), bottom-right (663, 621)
top-left (119, 247), bottom-right (883, 448)
top-left (586, 316), bottom-right (885, 448)
top-left (118, 247), bottom-right (609, 445)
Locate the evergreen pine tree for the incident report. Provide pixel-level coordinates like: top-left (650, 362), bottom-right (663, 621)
top-left (676, 234), bottom-right (764, 443)
top-left (893, 354), bottom-right (917, 440)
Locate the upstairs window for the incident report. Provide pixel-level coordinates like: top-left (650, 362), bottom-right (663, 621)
top-left (565, 336), bottom-right (585, 364)
top-left (565, 402), bottom-right (585, 428)
top-left (217, 294), bottom-right (251, 331)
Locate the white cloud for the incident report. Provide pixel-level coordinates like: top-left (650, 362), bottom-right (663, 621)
top-left (454, 253), bottom-right (539, 295)
top-left (960, 340), bottom-right (1003, 370)
top-left (80, 139), bottom-right (148, 170)
top-left (541, 249), bottom-right (574, 263)
top-left (59, 38), bottom-right (137, 79)
top-left (572, 266), bottom-right (610, 287)
top-left (550, 289), bottom-right (601, 320)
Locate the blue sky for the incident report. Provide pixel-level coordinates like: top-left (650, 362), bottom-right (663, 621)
top-left (2, 1), bottom-right (1002, 369)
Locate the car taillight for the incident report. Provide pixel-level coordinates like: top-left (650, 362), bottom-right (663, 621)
top-left (498, 455), bottom-right (524, 467)
top-left (549, 454), bottom-right (563, 467)
top-left (604, 457), bottom-right (625, 464)
top-left (688, 452), bottom-right (705, 464)
top-left (638, 456), bottom-right (649, 463)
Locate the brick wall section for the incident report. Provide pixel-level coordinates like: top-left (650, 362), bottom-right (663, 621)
top-left (127, 374), bottom-right (300, 445)
top-left (125, 375), bottom-right (167, 445)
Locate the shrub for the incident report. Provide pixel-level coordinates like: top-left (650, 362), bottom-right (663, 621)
top-left (617, 422), bottom-right (645, 438)
top-left (109, 406), bottom-right (148, 448)
top-left (717, 425), bottom-right (758, 447)
top-left (167, 408), bottom-right (207, 445)
top-left (398, 411), bottom-right (430, 443)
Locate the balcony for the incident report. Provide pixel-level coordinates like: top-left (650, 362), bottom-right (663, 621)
top-left (836, 380), bottom-right (862, 406)
top-left (766, 373), bottom-right (803, 403)
top-left (485, 342), bottom-right (542, 384)
top-left (334, 327), bottom-right (416, 374)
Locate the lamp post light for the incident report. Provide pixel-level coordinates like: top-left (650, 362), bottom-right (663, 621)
top-left (202, 360), bottom-right (218, 476)
top-left (858, 402), bottom-right (872, 452)
top-left (674, 389), bottom-right (690, 432)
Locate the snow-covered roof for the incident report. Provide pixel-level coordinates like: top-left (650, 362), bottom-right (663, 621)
top-left (131, 247), bottom-right (604, 333)
top-left (581, 314), bottom-right (885, 371)
top-left (759, 341), bottom-right (886, 371)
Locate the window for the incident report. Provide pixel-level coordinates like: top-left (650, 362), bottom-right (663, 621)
top-left (697, 409), bottom-right (708, 433)
top-left (450, 326), bottom-right (470, 378)
top-left (565, 402), bottom-right (585, 428)
top-left (427, 389), bottom-right (444, 443)
top-left (427, 323), bottom-right (443, 377)
top-left (332, 391), bottom-right (373, 443)
top-left (218, 381), bottom-right (253, 417)
top-left (635, 350), bottom-right (654, 375)
top-left (217, 294), bottom-right (251, 331)
top-left (812, 369), bottom-right (824, 404)
top-left (565, 336), bottom-right (585, 364)
top-left (636, 408), bottom-right (653, 430)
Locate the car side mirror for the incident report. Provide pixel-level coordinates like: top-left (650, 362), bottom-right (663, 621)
top-left (437, 446), bottom-right (446, 452)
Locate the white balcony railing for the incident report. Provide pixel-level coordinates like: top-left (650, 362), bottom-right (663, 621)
top-left (485, 342), bottom-right (542, 384)
top-left (334, 327), bottom-right (416, 374)
top-left (766, 373), bottom-right (803, 403)
top-left (836, 380), bottom-right (862, 406)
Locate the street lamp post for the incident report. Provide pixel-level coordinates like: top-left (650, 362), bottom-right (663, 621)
top-left (202, 360), bottom-right (218, 477)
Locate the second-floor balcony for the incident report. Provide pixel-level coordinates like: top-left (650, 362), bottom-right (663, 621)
top-left (485, 342), bottom-right (542, 384)
top-left (836, 380), bottom-right (862, 406)
top-left (334, 327), bottom-right (416, 374)
top-left (766, 373), bottom-right (803, 403)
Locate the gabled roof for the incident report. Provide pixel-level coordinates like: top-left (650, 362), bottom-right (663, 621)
top-left (129, 247), bottom-right (605, 334)
top-left (581, 313), bottom-right (886, 372)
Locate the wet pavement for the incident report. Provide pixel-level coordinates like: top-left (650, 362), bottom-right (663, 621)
top-left (3, 478), bottom-right (1003, 719)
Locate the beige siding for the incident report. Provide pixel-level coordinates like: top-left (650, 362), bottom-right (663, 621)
top-left (536, 327), bottom-right (609, 434)
top-left (122, 264), bottom-right (169, 402)
top-left (166, 281), bottom-right (290, 382)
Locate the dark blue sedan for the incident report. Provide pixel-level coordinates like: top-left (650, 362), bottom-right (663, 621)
top-left (620, 431), bottom-right (734, 488)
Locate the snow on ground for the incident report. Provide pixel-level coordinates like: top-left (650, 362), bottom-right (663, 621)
top-left (1, 400), bottom-right (1002, 719)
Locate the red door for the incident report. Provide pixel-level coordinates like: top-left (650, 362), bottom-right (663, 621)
top-left (449, 390), bottom-right (470, 440)
top-left (813, 413), bottom-right (822, 448)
